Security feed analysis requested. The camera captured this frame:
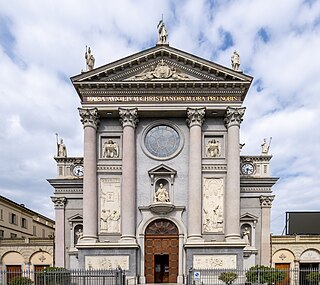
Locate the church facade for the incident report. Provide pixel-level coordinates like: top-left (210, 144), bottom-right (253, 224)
top-left (48, 26), bottom-right (277, 283)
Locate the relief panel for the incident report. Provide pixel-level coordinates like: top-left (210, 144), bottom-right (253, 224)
top-left (85, 255), bottom-right (129, 270)
top-left (193, 255), bottom-right (236, 269)
top-left (202, 178), bottom-right (224, 233)
top-left (100, 178), bottom-right (121, 233)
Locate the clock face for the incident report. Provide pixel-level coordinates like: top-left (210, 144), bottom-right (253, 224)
top-left (144, 125), bottom-right (180, 158)
top-left (73, 165), bottom-right (84, 177)
top-left (241, 163), bottom-right (254, 175)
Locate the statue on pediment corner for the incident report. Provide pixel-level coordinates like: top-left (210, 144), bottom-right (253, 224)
top-left (231, 50), bottom-right (240, 71)
top-left (85, 46), bottom-right (95, 71)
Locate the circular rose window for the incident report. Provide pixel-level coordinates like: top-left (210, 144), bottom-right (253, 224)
top-left (143, 123), bottom-right (183, 159)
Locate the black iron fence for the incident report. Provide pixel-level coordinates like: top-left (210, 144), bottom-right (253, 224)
top-left (188, 267), bottom-right (320, 285)
top-left (0, 268), bottom-right (125, 285)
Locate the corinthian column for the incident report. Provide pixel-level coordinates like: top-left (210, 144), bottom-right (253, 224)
top-left (224, 107), bottom-right (245, 241)
top-left (119, 108), bottom-right (138, 242)
top-left (51, 197), bottom-right (66, 267)
top-left (186, 107), bottom-right (205, 240)
top-left (260, 195), bottom-right (274, 265)
top-left (78, 108), bottom-right (100, 243)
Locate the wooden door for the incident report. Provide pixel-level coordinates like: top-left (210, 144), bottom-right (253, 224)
top-left (145, 219), bottom-right (179, 283)
top-left (275, 263), bottom-right (290, 285)
top-left (6, 265), bottom-right (22, 285)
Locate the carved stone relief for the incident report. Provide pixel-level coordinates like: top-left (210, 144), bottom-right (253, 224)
top-left (85, 255), bottom-right (129, 270)
top-left (193, 255), bottom-right (236, 269)
top-left (100, 178), bottom-right (121, 233)
top-left (205, 137), bottom-right (223, 158)
top-left (133, 60), bottom-right (189, 81)
top-left (101, 138), bottom-right (120, 158)
top-left (202, 178), bottom-right (224, 233)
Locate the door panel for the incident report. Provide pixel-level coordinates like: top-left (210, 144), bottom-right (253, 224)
top-left (145, 219), bottom-right (179, 283)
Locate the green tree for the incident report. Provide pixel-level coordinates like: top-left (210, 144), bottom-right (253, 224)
top-left (306, 272), bottom-right (320, 283)
top-left (219, 272), bottom-right (238, 285)
top-left (246, 265), bottom-right (285, 285)
top-left (9, 276), bottom-right (33, 285)
top-left (37, 267), bottom-right (70, 285)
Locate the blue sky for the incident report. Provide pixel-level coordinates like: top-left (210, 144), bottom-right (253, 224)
top-left (0, 0), bottom-right (319, 234)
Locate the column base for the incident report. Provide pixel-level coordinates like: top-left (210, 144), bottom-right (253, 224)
top-left (78, 235), bottom-right (98, 244)
top-left (119, 235), bottom-right (137, 243)
top-left (187, 235), bottom-right (204, 243)
top-left (225, 234), bottom-right (242, 243)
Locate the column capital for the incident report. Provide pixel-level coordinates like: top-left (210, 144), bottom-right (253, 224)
top-left (224, 107), bottom-right (246, 128)
top-left (78, 108), bottom-right (100, 129)
top-left (119, 108), bottom-right (139, 128)
top-left (186, 107), bottom-right (205, 128)
top-left (51, 196), bottom-right (67, 209)
top-left (260, 195), bottom-right (275, 208)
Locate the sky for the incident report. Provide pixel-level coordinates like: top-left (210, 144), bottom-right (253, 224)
top-left (0, 0), bottom-right (319, 235)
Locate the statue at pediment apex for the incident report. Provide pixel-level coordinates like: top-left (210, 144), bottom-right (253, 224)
top-left (157, 19), bottom-right (168, 44)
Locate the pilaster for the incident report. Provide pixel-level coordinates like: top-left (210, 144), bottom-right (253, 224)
top-left (51, 196), bottom-right (66, 267)
top-left (260, 195), bottom-right (274, 265)
top-left (119, 108), bottom-right (138, 242)
top-left (186, 107), bottom-right (205, 241)
top-left (78, 108), bottom-right (100, 243)
top-left (224, 107), bottom-right (245, 241)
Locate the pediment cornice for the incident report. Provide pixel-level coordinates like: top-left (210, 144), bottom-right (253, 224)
top-left (71, 45), bottom-right (253, 104)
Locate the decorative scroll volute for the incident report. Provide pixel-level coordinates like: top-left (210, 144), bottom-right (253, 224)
top-left (78, 108), bottom-right (100, 129)
top-left (119, 108), bottom-right (139, 128)
top-left (224, 107), bottom-right (246, 128)
top-left (186, 107), bottom-right (205, 128)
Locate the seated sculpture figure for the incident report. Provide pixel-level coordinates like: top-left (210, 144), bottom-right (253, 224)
top-left (154, 183), bottom-right (170, 203)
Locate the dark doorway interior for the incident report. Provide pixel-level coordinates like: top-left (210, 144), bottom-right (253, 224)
top-left (154, 254), bottom-right (169, 283)
top-left (300, 263), bottom-right (319, 285)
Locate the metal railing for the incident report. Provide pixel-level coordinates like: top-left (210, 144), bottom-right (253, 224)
top-left (0, 268), bottom-right (125, 285)
top-left (188, 267), bottom-right (320, 285)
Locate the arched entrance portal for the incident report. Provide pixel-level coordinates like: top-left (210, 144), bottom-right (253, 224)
top-left (145, 219), bottom-right (179, 283)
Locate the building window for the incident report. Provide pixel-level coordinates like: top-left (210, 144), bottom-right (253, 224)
top-left (33, 226), bottom-right (37, 236)
top-left (0, 209), bottom-right (3, 220)
top-left (21, 218), bottom-right (28, 228)
top-left (42, 229), bottom-right (45, 238)
top-left (10, 233), bottom-right (17, 239)
top-left (10, 213), bottom-right (17, 225)
top-left (0, 230), bottom-right (4, 238)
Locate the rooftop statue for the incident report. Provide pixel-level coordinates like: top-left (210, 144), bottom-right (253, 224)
top-left (261, 137), bottom-right (272, 155)
top-left (157, 19), bottom-right (168, 44)
top-left (85, 46), bottom-right (95, 71)
top-left (231, 50), bottom-right (240, 71)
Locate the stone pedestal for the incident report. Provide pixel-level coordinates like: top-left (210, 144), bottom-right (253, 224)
top-left (224, 107), bottom-right (245, 241)
top-left (186, 107), bottom-right (205, 240)
top-left (78, 108), bottom-right (100, 243)
top-left (119, 108), bottom-right (138, 242)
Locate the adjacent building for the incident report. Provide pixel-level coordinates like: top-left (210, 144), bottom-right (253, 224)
top-left (49, 24), bottom-right (278, 283)
top-left (0, 195), bottom-right (54, 274)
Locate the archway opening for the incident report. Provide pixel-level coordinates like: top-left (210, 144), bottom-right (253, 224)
top-left (145, 219), bottom-right (179, 283)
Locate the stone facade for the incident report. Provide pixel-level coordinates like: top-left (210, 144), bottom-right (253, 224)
top-left (48, 37), bottom-right (278, 283)
top-left (0, 195), bottom-right (54, 271)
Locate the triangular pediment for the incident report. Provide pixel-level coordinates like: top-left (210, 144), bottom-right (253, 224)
top-left (68, 214), bottom-right (83, 222)
top-left (71, 45), bottom-right (252, 84)
top-left (240, 213), bottom-right (258, 222)
top-left (148, 164), bottom-right (177, 175)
